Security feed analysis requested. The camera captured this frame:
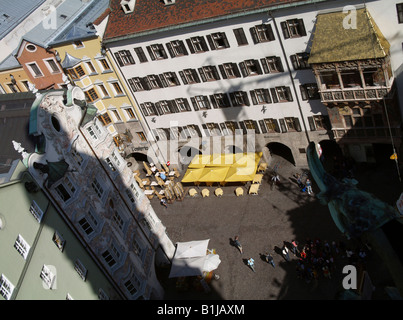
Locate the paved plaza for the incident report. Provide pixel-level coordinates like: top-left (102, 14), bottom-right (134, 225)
top-left (153, 155), bottom-right (402, 300)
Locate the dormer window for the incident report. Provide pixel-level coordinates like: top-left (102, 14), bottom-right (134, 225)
top-left (121, 0), bottom-right (136, 14)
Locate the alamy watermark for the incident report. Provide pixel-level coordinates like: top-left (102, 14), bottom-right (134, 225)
top-left (342, 265), bottom-right (357, 290)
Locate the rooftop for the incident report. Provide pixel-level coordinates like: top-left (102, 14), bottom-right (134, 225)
top-left (308, 8), bottom-right (390, 64)
top-left (0, 0), bottom-right (46, 40)
top-left (103, 0), bottom-right (310, 42)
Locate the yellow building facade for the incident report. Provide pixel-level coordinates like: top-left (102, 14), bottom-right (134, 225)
top-left (0, 55), bottom-right (31, 94)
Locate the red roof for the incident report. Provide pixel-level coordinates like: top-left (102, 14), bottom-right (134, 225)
top-left (104, 0), bottom-right (306, 41)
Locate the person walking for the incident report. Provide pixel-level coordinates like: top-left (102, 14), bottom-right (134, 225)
top-left (160, 198), bottom-right (168, 208)
top-left (265, 252), bottom-right (275, 268)
top-left (282, 244), bottom-right (290, 262)
top-left (234, 236), bottom-right (243, 254)
top-left (291, 240), bottom-right (299, 256)
top-left (306, 178), bottom-right (313, 195)
top-left (247, 258), bottom-right (255, 272)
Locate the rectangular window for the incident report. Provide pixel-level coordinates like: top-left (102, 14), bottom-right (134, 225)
top-left (186, 36), bottom-right (209, 53)
top-left (85, 61), bottom-right (96, 74)
top-left (271, 86), bottom-right (293, 102)
top-left (250, 24), bottom-right (275, 43)
top-left (52, 231), bottom-right (66, 251)
top-left (233, 28), bottom-right (248, 45)
top-left (285, 117), bottom-right (301, 131)
top-left (114, 50), bottom-right (135, 66)
top-left (0, 274), bottom-right (14, 300)
top-left (229, 91), bottom-right (249, 107)
top-left (290, 52), bottom-right (310, 70)
top-left (74, 259), bottom-right (88, 281)
top-left (207, 32), bottom-right (230, 50)
top-left (300, 83), bottom-right (319, 100)
top-left (264, 118), bottom-right (280, 133)
top-left (92, 178), bottom-right (104, 198)
top-left (102, 248), bottom-right (118, 268)
top-left (261, 56), bottom-right (284, 73)
top-left (250, 88), bottom-right (271, 105)
top-left (79, 217), bottom-right (94, 235)
top-left (125, 107), bottom-right (137, 119)
top-left (99, 58), bottom-right (111, 71)
top-left (219, 63), bottom-right (241, 79)
top-left (28, 63), bottom-right (43, 77)
top-left (40, 265), bottom-right (56, 289)
top-left (14, 234), bottom-right (30, 259)
top-left (146, 44), bottom-right (168, 60)
top-left (166, 40), bottom-right (188, 57)
top-left (111, 82), bottom-right (123, 95)
top-left (190, 95), bottom-right (211, 111)
top-left (124, 276), bottom-right (140, 296)
top-left (397, 3), bottom-right (403, 23)
top-left (145, 74), bottom-right (163, 89)
top-left (198, 66), bottom-right (220, 82)
top-left (29, 200), bottom-right (44, 222)
top-left (46, 59), bottom-right (60, 73)
top-left (84, 88), bottom-right (99, 102)
top-left (179, 69), bottom-right (200, 84)
top-left (134, 47), bottom-right (148, 63)
top-left (281, 19), bottom-right (307, 39)
top-left (211, 93), bottom-right (231, 108)
top-left (159, 72), bottom-right (180, 87)
top-left (239, 59), bottom-right (262, 77)
top-left (98, 112), bottom-right (112, 126)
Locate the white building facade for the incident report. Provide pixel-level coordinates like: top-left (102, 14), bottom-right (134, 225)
top-left (27, 86), bottom-right (175, 299)
top-left (102, 0), bottom-right (403, 167)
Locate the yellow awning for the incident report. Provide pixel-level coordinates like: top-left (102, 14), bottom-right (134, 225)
top-left (224, 165), bottom-right (257, 182)
top-left (197, 166), bottom-right (230, 183)
top-left (188, 154), bottom-right (211, 168)
top-left (207, 153), bottom-right (236, 166)
top-left (181, 168), bottom-right (204, 183)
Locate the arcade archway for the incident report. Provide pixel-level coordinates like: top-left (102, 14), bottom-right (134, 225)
top-left (266, 142), bottom-right (295, 166)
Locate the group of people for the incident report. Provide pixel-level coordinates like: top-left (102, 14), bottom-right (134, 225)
top-left (295, 173), bottom-right (313, 195)
top-left (291, 238), bottom-right (370, 284)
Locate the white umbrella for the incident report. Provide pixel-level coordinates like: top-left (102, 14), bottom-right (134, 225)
top-left (174, 239), bottom-right (210, 259)
top-left (169, 256), bottom-right (206, 278)
top-left (203, 254), bottom-right (221, 272)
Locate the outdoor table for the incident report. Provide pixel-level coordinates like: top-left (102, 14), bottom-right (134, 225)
top-left (257, 162), bottom-right (267, 173)
top-left (144, 190), bottom-right (154, 195)
top-left (169, 171), bottom-right (176, 176)
top-left (202, 189), bottom-right (210, 197)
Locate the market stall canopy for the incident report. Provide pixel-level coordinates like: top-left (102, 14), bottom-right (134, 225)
top-left (181, 167), bottom-right (204, 183)
top-left (174, 239), bottom-right (210, 259)
top-left (198, 166), bottom-right (230, 183)
top-left (224, 165), bottom-right (257, 182)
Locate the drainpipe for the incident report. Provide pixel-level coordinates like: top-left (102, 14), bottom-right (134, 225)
top-left (269, 11), bottom-right (311, 145)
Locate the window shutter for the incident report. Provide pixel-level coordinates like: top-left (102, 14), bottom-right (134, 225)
top-left (222, 33), bottom-right (230, 48)
top-left (179, 71), bottom-right (188, 84)
top-left (159, 74), bottom-right (168, 88)
top-left (290, 55), bottom-right (298, 70)
top-left (212, 66), bottom-right (220, 80)
top-left (270, 88), bottom-right (279, 103)
top-left (229, 92), bottom-right (236, 106)
top-left (140, 103), bottom-right (148, 116)
top-left (249, 27), bottom-right (259, 44)
top-left (308, 116), bottom-right (316, 131)
top-left (264, 89), bottom-right (272, 103)
top-left (184, 98), bottom-right (191, 111)
top-left (198, 68), bottom-right (207, 82)
top-left (186, 39), bottom-right (195, 53)
top-left (190, 97), bottom-right (199, 111)
top-left (200, 37), bottom-right (209, 51)
top-left (279, 119), bottom-right (287, 133)
top-left (260, 58), bottom-right (270, 74)
top-left (114, 52), bottom-right (123, 67)
top-left (239, 121), bottom-right (247, 134)
top-left (267, 24), bottom-right (275, 41)
top-left (280, 21), bottom-right (290, 39)
top-left (300, 85), bottom-right (308, 101)
top-left (192, 69), bottom-right (201, 83)
top-left (201, 124), bottom-right (210, 137)
top-left (258, 120), bottom-right (267, 133)
top-left (166, 43), bottom-right (175, 58)
top-left (146, 46), bottom-right (155, 60)
top-left (223, 93), bottom-right (231, 107)
top-left (298, 19), bottom-right (307, 36)
top-left (243, 92), bottom-right (250, 106)
top-left (239, 62), bottom-right (247, 77)
top-left (295, 118), bottom-right (302, 132)
top-left (252, 120), bottom-right (260, 134)
top-left (128, 78), bottom-right (136, 92)
top-left (233, 63), bottom-right (241, 78)
top-left (180, 41), bottom-right (189, 55)
top-left (161, 45), bottom-right (168, 59)
top-left (206, 35), bottom-right (215, 50)
top-left (210, 95), bottom-right (218, 108)
top-left (154, 102), bottom-right (163, 115)
top-left (276, 57), bottom-right (284, 72)
top-left (219, 65), bottom-right (227, 79)
top-left (255, 60), bottom-right (263, 75)
top-left (250, 90), bottom-right (258, 105)
top-left (286, 87), bottom-right (293, 101)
